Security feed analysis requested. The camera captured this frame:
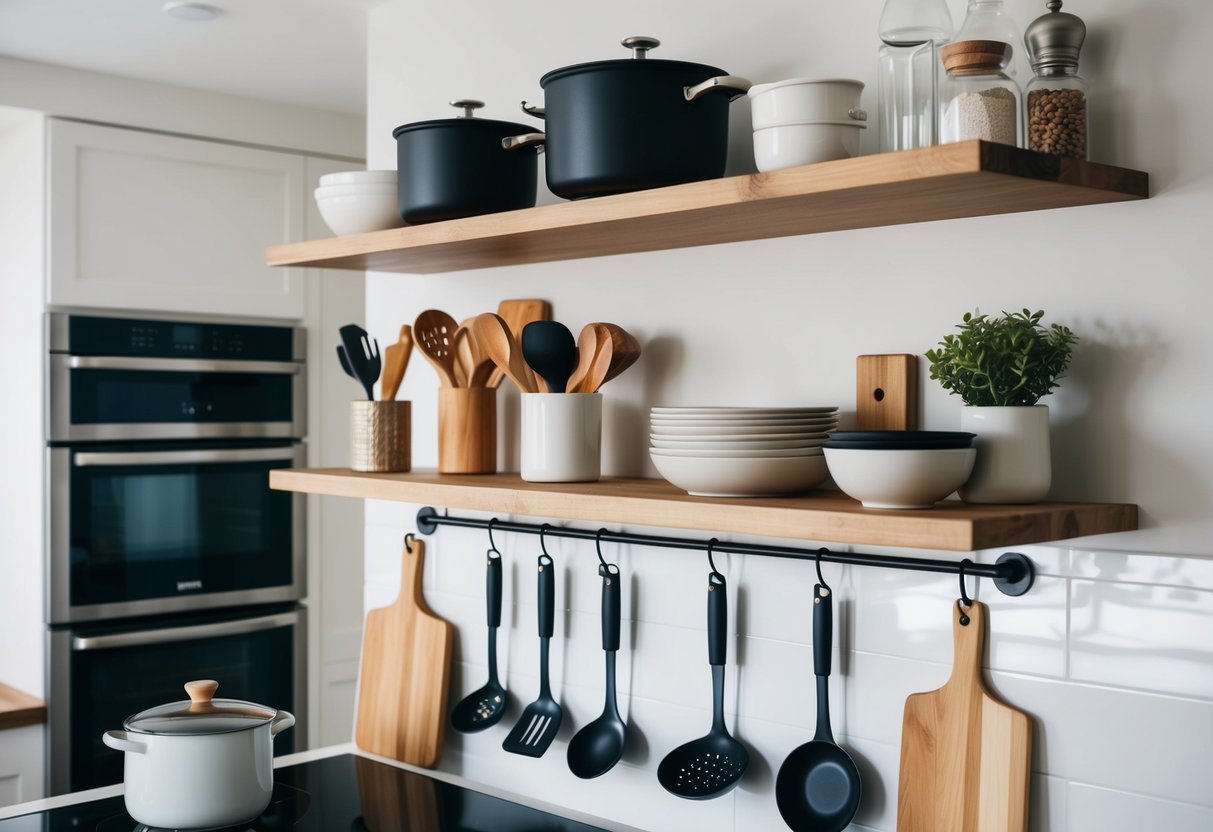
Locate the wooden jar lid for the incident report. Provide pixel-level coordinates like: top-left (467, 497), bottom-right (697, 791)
top-left (940, 39), bottom-right (1012, 73)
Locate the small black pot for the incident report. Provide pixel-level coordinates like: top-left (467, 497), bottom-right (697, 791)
top-left (393, 100), bottom-right (542, 224)
top-left (510, 37), bottom-right (749, 200)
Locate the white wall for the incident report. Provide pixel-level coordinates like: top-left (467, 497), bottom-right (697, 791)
top-left (364, 1), bottom-right (1213, 830)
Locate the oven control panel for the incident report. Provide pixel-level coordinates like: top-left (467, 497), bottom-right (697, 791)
top-left (56, 315), bottom-right (299, 362)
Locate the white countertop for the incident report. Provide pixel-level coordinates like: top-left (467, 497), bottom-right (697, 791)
top-left (0, 743), bottom-right (650, 832)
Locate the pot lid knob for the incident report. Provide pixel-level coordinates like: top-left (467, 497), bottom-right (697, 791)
top-left (448, 99), bottom-right (485, 118)
top-left (185, 679), bottom-right (219, 711)
top-left (621, 36), bottom-right (660, 59)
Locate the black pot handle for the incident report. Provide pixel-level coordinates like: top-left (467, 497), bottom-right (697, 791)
top-left (521, 101), bottom-right (546, 120)
top-left (502, 132), bottom-right (546, 153)
top-left (684, 75), bottom-right (752, 103)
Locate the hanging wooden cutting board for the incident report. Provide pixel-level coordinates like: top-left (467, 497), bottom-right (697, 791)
top-left (355, 536), bottom-right (453, 768)
top-left (897, 600), bottom-right (1032, 832)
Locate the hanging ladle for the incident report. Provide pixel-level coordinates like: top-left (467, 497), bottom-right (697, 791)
top-left (567, 530), bottom-right (627, 779)
top-left (449, 521), bottom-right (507, 732)
top-left (774, 550), bottom-right (861, 831)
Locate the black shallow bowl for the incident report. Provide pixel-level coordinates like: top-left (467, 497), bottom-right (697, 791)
top-left (826, 431), bottom-right (976, 443)
top-left (823, 438), bottom-right (974, 450)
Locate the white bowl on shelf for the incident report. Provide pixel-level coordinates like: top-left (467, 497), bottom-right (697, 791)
top-left (651, 446), bottom-right (823, 459)
top-left (652, 415), bottom-right (838, 427)
top-left (748, 78), bottom-right (866, 131)
top-left (650, 435), bottom-right (828, 451)
top-left (753, 122), bottom-right (865, 172)
top-left (314, 189), bottom-right (402, 236)
top-left (314, 182), bottom-right (398, 198)
top-left (652, 406), bottom-right (838, 416)
top-left (650, 451), bottom-right (829, 497)
top-left (651, 423), bottom-right (835, 438)
top-left (823, 447), bottom-right (977, 510)
top-left (318, 169), bottom-right (397, 187)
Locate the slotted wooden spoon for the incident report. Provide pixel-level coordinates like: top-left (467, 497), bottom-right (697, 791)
top-left (413, 309), bottom-right (459, 388)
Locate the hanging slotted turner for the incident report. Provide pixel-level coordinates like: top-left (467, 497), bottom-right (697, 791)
top-left (502, 553), bottom-right (562, 757)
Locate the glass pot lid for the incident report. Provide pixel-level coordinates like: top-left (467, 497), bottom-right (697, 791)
top-left (124, 680), bottom-right (279, 736)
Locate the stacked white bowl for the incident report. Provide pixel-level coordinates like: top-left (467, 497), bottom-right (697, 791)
top-left (747, 79), bottom-right (868, 171)
top-left (649, 406), bottom-right (839, 497)
top-left (314, 170), bottom-right (403, 236)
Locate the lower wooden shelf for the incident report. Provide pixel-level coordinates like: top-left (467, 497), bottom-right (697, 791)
top-left (270, 468), bottom-right (1137, 552)
top-left (0, 684), bottom-right (46, 731)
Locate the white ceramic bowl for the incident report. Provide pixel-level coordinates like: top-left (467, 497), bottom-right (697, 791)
top-left (748, 78), bottom-right (866, 130)
top-left (823, 447), bottom-right (977, 510)
top-left (650, 451), bottom-right (830, 497)
top-left (652, 406), bottom-right (838, 416)
top-left (652, 423), bottom-right (835, 438)
top-left (314, 191), bottom-right (402, 236)
top-left (650, 436), bottom-right (827, 451)
top-left (652, 446), bottom-right (823, 459)
top-left (318, 169), bottom-right (397, 187)
top-left (753, 122), bottom-right (864, 172)
top-left (314, 182), bottom-right (398, 198)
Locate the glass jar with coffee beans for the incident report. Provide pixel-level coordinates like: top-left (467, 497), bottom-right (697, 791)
top-left (1024, 0), bottom-right (1089, 159)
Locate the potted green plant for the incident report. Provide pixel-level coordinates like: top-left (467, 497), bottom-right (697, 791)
top-left (925, 309), bottom-right (1077, 503)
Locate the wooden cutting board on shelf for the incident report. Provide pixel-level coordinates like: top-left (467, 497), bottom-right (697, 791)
top-left (897, 600), bottom-right (1032, 832)
top-left (354, 536), bottom-right (453, 768)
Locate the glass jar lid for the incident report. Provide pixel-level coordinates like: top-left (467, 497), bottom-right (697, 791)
top-left (940, 39), bottom-right (1013, 75)
top-left (124, 680), bottom-right (279, 736)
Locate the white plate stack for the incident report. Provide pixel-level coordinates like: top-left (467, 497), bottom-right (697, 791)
top-left (649, 407), bottom-right (839, 497)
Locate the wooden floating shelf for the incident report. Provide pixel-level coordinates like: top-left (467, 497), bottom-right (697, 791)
top-left (268, 141), bottom-right (1147, 274)
top-left (270, 468), bottom-right (1138, 552)
top-left (0, 683), bottom-right (46, 730)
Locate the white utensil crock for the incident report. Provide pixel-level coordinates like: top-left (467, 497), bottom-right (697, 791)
top-left (521, 393), bottom-right (602, 482)
top-left (959, 405), bottom-right (1052, 503)
top-left (102, 680), bottom-right (295, 830)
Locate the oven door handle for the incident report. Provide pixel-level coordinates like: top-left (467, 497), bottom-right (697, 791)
top-left (67, 356), bottom-right (302, 375)
top-left (73, 447), bottom-right (300, 467)
top-left (71, 611), bottom-right (299, 651)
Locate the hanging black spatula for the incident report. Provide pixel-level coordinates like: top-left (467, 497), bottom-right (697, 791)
top-left (339, 324), bottom-right (380, 401)
top-left (450, 548), bottom-right (508, 732)
top-left (503, 553), bottom-right (562, 757)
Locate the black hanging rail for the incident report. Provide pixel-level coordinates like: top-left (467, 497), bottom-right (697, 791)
top-left (415, 507), bottom-right (1035, 597)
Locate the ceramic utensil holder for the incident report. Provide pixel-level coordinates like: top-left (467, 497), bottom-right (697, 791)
top-left (438, 387), bottom-right (497, 474)
top-left (521, 393), bottom-right (602, 482)
top-left (350, 401), bottom-right (411, 473)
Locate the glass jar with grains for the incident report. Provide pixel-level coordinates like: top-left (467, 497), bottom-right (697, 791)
top-left (938, 39), bottom-right (1022, 147)
top-left (1024, 0), bottom-right (1089, 159)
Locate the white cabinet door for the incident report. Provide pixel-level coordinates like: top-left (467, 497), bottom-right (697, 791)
top-left (48, 119), bottom-right (305, 319)
top-left (0, 724), bottom-right (45, 807)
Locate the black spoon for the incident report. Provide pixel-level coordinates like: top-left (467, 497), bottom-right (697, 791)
top-left (775, 583), bottom-right (861, 831)
top-left (338, 324), bottom-right (380, 401)
top-left (567, 562), bottom-right (626, 778)
top-left (521, 321), bottom-right (577, 393)
top-left (657, 569), bottom-right (749, 799)
top-left (502, 553), bottom-right (562, 757)
top-left (450, 548), bottom-right (507, 732)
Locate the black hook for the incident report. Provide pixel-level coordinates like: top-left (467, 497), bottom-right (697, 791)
top-left (486, 517), bottom-right (500, 555)
top-left (539, 523), bottom-right (552, 558)
top-left (404, 532), bottom-right (416, 551)
top-left (706, 537), bottom-right (723, 578)
top-left (595, 528), bottom-right (610, 569)
top-left (959, 558), bottom-right (974, 625)
top-left (814, 547), bottom-right (831, 592)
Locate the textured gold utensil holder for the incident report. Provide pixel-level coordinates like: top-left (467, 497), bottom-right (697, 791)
top-left (349, 401), bottom-right (411, 472)
top-left (438, 387), bottom-right (496, 474)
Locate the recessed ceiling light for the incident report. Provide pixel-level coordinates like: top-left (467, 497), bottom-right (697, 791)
top-left (162, 1), bottom-right (222, 22)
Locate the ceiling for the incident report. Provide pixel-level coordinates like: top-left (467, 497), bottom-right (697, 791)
top-left (0, 0), bottom-right (378, 115)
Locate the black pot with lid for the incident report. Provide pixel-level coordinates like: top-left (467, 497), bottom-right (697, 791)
top-left (508, 37), bottom-right (751, 200)
top-left (392, 99), bottom-right (543, 224)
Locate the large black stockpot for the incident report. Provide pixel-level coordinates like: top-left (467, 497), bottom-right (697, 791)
top-left (393, 100), bottom-right (543, 224)
top-left (507, 37), bottom-right (750, 200)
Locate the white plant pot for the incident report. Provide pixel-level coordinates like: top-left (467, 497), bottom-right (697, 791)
top-left (958, 405), bottom-right (1051, 504)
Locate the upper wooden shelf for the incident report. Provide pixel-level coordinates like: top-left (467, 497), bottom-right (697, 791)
top-left (271, 468), bottom-right (1137, 552)
top-left (267, 141), bottom-right (1147, 275)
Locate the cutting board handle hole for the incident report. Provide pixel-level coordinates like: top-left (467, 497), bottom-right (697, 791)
top-left (873, 388), bottom-right (886, 402)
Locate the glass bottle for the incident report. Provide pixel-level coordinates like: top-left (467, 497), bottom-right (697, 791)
top-left (1024, 1), bottom-right (1089, 159)
top-left (953, 0), bottom-right (1023, 77)
top-left (938, 40), bottom-right (1022, 147)
top-left (876, 0), bottom-right (953, 152)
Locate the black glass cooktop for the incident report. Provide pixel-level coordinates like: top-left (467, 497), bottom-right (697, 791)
top-left (0, 754), bottom-right (613, 832)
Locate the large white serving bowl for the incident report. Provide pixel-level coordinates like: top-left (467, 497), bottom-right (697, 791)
top-left (753, 122), bottom-right (864, 172)
top-left (318, 169), bottom-right (397, 187)
top-left (651, 423), bottom-right (835, 438)
top-left (823, 447), bottom-right (977, 510)
top-left (314, 190), bottom-right (402, 236)
top-left (650, 436), bottom-right (828, 451)
top-left (652, 406), bottom-right (838, 416)
top-left (314, 182), bottom-right (398, 198)
top-left (651, 446), bottom-right (823, 459)
top-left (650, 451), bottom-right (830, 497)
top-left (748, 78), bottom-right (866, 130)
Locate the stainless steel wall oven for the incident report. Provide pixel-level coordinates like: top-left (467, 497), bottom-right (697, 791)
top-left (45, 313), bottom-right (308, 793)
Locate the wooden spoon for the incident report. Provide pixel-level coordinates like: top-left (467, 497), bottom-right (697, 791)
top-left (566, 323), bottom-right (606, 393)
top-left (413, 309), bottom-right (459, 388)
top-left (469, 313), bottom-right (535, 393)
top-left (577, 333), bottom-right (614, 394)
top-left (380, 325), bottom-right (413, 401)
top-left (459, 318), bottom-right (496, 388)
top-left (489, 299), bottom-right (549, 389)
top-left (599, 323), bottom-right (642, 386)
top-left (452, 325), bottom-right (474, 388)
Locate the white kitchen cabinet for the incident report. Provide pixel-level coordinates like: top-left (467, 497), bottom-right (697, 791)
top-left (48, 118), bottom-right (305, 319)
top-left (0, 725), bottom-right (45, 807)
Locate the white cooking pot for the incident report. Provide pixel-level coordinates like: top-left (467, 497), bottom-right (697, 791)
top-left (748, 78), bottom-right (867, 130)
top-left (102, 680), bottom-right (295, 830)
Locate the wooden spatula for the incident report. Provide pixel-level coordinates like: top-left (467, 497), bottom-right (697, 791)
top-left (470, 312), bottom-right (536, 393)
top-left (354, 536), bottom-right (453, 768)
top-left (380, 325), bottom-right (413, 401)
top-left (489, 298), bottom-right (549, 389)
top-left (897, 600), bottom-right (1032, 832)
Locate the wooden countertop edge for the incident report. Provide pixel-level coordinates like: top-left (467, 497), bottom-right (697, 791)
top-left (0, 683), bottom-right (47, 730)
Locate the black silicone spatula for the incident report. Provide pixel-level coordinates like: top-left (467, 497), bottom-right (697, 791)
top-left (521, 321), bottom-right (577, 394)
top-left (338, 324), bottom-right (380, 401)
top-left (502, 553), bottom-right (562, 757)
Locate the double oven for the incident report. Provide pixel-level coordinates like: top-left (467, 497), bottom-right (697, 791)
top-left (45, 313), bottom-right (308, 794)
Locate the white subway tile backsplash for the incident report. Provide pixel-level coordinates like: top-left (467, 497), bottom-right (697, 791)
top-left (1032, 774), bottom-right (1068, 831)
top-left (1067, 782), bottom-right (1213, 832)
top-left (1069, 579), bottom-right (1213, 700)
top-left (1069, 548), bottom-right (1213, 588)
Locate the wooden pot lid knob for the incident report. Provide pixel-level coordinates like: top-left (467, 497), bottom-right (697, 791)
top-left (185, 679), bottom-right (219, 711)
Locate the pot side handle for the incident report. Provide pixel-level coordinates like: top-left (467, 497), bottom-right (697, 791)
top-left (520, 101), bottom-right (546, 119)
top-left (270, 711), bottom-right (296, 736)
top-left (103, 730), bottom-right (147, 754)
top-left (684, 75), bottom-right (752, 103)
top-left (501, 132), bottom-right (546, 153)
